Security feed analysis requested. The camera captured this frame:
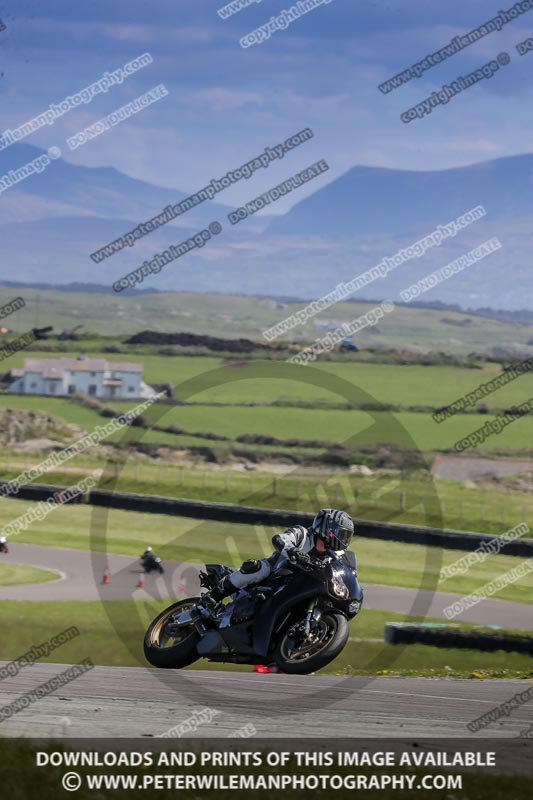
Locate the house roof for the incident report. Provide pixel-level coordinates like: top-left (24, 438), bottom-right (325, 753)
top-left (21, 357), bottom-right (143, 377)
top-left (106, 361), bottom-right (143, 373)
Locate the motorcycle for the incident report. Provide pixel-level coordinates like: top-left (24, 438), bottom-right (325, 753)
top-left (0, 541), bottom-right (8, 554)
top-left (144, 549), bottom-right (363, 675)
top-left (141, 553), bottom-right (164, 574)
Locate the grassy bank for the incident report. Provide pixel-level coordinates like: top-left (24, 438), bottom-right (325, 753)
top-left (0, 450), bottom-right (531, 536)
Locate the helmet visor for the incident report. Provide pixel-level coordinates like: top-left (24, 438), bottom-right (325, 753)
top-left (323, 519), bottom-right (352, 550)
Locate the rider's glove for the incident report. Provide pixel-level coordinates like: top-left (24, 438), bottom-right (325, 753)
top-left (288, 549), bottom-right (315, 570)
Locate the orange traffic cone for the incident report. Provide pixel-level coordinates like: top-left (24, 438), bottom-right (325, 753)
top-left (137, 570), bottom-right (145, 589)
top-left (102, 567), bottom-right (110, 585)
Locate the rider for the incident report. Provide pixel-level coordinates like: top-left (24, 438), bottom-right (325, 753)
top-left (141, 546), bottom-right (157, 564)
top-left (198, 508), bottom-right (362, 616)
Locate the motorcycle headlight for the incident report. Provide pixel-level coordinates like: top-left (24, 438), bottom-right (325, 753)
top-left (330, 573), bottom-right (349, 600)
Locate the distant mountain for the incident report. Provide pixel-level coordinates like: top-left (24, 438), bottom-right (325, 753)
top-left (0, 143), bottom-right (232, 224)
top-left (267, 154), bottom-right (533, 237)
top-left (0, 279), bottom-right (159, 296)
top-left (0, 144), bottom-right (531, 309)
top-left (0, 143), bottom-right (273, 286)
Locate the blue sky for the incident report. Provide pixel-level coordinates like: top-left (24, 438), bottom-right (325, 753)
top-left (1, 0), bottom-right (532, 213)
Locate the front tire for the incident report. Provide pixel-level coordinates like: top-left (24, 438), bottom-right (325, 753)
top-left (274, 611), bottom-right (349, 675)
top-left (144, 598), bottom-right (201, 669)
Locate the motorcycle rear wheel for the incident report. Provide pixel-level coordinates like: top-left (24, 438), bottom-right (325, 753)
top-left (274, 611), bottom-right (349, 675)
top-left (144, 598), bottom-right (201, 669)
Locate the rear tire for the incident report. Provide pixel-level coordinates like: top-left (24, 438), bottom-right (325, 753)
top-left (144, 598), bottom-right (201, 669)
top-left (274, 611), bottom-right (349, 675)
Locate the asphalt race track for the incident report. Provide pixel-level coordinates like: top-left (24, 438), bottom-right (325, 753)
top-left (1, 543), bottom-right (532, 629)
top-left (0, 662), bottom-right (532, 738)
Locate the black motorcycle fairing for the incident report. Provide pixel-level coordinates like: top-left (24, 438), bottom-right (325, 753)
top-left (252, 569), bottom-right (328, 657)
top-left (189, 555), bottom-right (362, 661)
top-left (200, 586), bottom-right (274, 660)
top-left (196, 630), bottom-right (228, 656)
top-left (199, 620), bottom-right (258, 660)
top-left (252, 559), bottom-right (361, 656)
top-left (229, 592), bottom-right (259, 624)
top-left (343, 549), bottom-right (358, 571)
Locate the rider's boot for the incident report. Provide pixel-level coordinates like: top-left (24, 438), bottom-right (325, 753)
top-left (196, 576), bottom-right (235, 619)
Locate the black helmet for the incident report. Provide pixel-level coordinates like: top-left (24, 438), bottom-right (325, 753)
top-left (311, 508), bottom-right (354, 551)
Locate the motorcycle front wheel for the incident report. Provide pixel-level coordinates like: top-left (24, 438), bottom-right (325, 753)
top-left (274, 611), bottom-right (349, 675)
top-left (144, 598), bottom-right (201, 669)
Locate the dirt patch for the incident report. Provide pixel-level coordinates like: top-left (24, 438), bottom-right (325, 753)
top-left (0, 408), bottom-right (85, 447)
top-left (125, 330), bottom-right (282, 353)
top-left (432, 454), bottom-right (533, 480)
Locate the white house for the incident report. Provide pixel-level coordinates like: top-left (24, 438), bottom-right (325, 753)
top-left (9, 356), bottom-right (154, 399)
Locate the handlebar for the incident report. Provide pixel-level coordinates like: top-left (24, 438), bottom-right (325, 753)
top-left (287, 549), bottom-right (327, 572)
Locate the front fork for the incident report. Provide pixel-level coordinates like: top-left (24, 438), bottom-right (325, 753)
top-left (301, 598), bottom-right (320, 637)
top-left (166, 604), bottom-right (208, 638)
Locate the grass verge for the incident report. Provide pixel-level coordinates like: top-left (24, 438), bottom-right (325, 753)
top-left (0, 601), bottom-right (532, 679)
top-left (0, 562), bottom-right (59, 586)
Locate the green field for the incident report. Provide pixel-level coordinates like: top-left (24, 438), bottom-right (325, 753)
top-left (2, 390), bottom-right (532, 457)
top-left (114, 402), bottom-right (532, 452)
top-left (2, 285), bottom-right (532, 354)
top-left (1, 342), bottom-right (532, 466)
top-left (2, 350), bottom-right (533, 412)
top-left (2, 499), bottom-right (532, 605)
top-left (1, 324), bottom-right (532, 525)
top-left (0, 562), bottom-right (58, 586)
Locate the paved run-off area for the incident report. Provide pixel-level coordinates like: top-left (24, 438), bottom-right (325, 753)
top-left (0, 663), bottom-right (532, 739)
